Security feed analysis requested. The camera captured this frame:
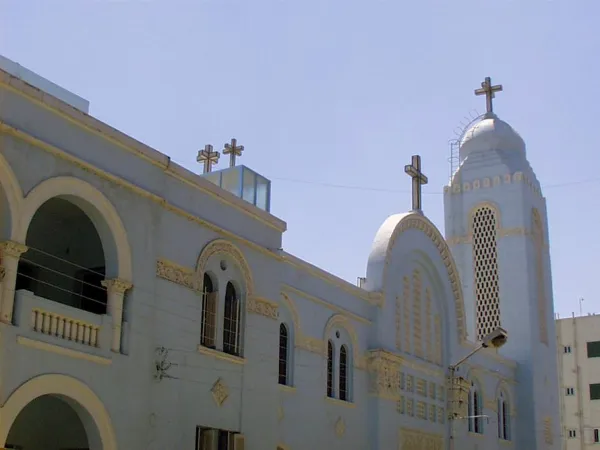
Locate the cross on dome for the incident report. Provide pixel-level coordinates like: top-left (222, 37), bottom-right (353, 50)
top-left (474, 77), bottom-right (503, 114)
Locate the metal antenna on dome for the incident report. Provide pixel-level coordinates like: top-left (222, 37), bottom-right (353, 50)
top-left (447, 109), bottom-right (484, 182)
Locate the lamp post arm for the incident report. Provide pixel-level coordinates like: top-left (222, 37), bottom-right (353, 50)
top-left (450, 344), bottom-right (483, 371)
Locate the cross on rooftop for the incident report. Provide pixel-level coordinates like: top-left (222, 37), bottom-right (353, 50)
top-left (223, 138), bottom-right (244, 168)
top-left (404, 155), bottom-right (428, 212)
top-left (197, 144), bottom-right (220, 174)
top-left (474, 77), bottom-right (503, 114)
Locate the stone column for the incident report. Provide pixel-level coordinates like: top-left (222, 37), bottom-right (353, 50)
top-left (101, 278), bottom-right (132, 353)
top-left (0, 241), bottom-right (28, 324)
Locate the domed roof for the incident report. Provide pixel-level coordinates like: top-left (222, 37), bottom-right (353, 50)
top-left (459, 113), bottom-right (525, 161)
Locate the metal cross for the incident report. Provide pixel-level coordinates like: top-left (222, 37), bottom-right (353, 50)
top-left (404, 155), bottom-right (428, 212)
top-left (474, 77), bottom-right (503, 114)
top-left (223, 138), bottom-right (244, 168)
top-left (197, 144), bottom-right (220, 174)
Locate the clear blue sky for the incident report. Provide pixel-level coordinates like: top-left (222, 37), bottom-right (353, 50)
top-left (2, 0), bottom-right (599, 318)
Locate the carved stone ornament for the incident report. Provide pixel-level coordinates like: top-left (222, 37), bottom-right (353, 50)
top-left (368, 349), bottom-right (402, 400)
top-left (211, 377), bottom-right (229, 407)
top-left (156, 259), bottom-right (200, 292)
top-left (246, 296), bottom-right (278, 319)
top-left (399, 427), bottom-right (443, 450)
top-left (0, 241), bottom-right (28, 258)
top-left (101, 278), bottom-right (133, 294)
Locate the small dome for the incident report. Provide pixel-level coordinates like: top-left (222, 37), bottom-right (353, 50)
top-left (459, 113), bottom-right (525, 161)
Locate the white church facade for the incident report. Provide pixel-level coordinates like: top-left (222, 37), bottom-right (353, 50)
top-left (0, 58), bottom-right (561, 450)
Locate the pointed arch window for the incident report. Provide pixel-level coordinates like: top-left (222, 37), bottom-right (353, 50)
top-left (339, 345), bottom-right (348, 401)
top-left (279, 323), bottom-right (289, 385)
top-left (201, 273), bottom-right (217, 348)
top-left (468, 381), bottom-right (483, 434)
top-left (223, 282), bottom-right (241, 356)
top-left (498, 391), bottom-right (511, 440)
top-left (327, 340), bottom-right (334, 398)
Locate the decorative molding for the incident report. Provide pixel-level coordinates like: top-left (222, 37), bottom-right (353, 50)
top-left (197, 239), bottom-right (254, 296)
top-left (447, 227), bottom-right (529, 246)
top-left (0, 266), bottom-right (5, 281)
top-left (412, 269), bottom-right (423, 358)
top-left (403, 277), bottom-right (411, 355)
top-left (16, 335), bottom-right (111, 365)
top-left (211, 377), bottom-right (229, 406)
top-left (197, 345), bottom-right (246, 365)
top-left (296, 335), bottom-right (325, 354)
top-left (384, 214), bottom-right (466, 343)
top-left (156, 259), bottom-right (200, 291)
top-left (399, 427), bottom-right (443, 450)
top-left (325, 397), bottom-right (356, 408)
top-left (444, 171), bottom-right (544, 199)
top-left (247, 296), bottom-right (278, 320)
top-left (0, 240), bottom-right (28, 258)
top-left (367, 349), bottom-right (403, 400)
top-left (101, 278), bottom-right (132, 294)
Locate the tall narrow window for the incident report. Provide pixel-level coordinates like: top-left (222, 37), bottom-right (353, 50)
top-left (497, 392), bottom-right (510, 440)
top-left (532, 209), bottom-right (548, 344)
top-left (339, 345), bottom-right (348, 401)
top-left (472, 205), bottom-right (501, 341)
top-left (468, 381), bottom-right (483, 434)
top-left (279, 323), bottom-right (289, 385)
top-left (327, 340), bottom-right (334, 398)
top-left (223, 282), bottom-right (240, 355)
top-left (201, 274), bottom-right (217, 348)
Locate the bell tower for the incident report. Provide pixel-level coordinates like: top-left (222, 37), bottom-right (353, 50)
top-left (443, 78), bottom-right (561, 450)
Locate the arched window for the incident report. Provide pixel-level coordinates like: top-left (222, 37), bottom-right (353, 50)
top-left (201, 273), bottom-right (217, 348)
top-left (327, 340), bottom-right (334, 398)
top-left (498, 391), bottom-right (511, 440)
top-left (468, 381), bottom-right (483, 434)
top-left (279, 323), bottom-right (289, 385)
top-left (339, 345), bottom-right (348, 401)
top-left (223, 282), bottom-right (241, 356)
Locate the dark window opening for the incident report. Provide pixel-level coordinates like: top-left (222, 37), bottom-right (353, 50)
top-left (590, 383), bottom-right (600, 400)
top-left (326, 340), bottom-right (334, 398)
top-left (339, 344), bottom-right (348, 401)
top-left (587, 341), bottom-right (600, 358)
top-left (223, 282), bottom-right (240, 356)
top-left (201, 274), bottom-right (217, 348)
top-left (16, 198), bottom-right (108, 315)
top-left (278, 323), bottom-right (289, 385)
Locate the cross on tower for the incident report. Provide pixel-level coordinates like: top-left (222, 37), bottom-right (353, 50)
top-left (404, 155), bottom-right (428, 212)
top-left (474, 77), bottom-right (503, 114)
top-left (197, 144), bottom-right (220, 174)
top-left (223, 138), bottom-right (244, 168)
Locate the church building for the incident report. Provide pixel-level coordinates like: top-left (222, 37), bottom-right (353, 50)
top-left (0, 56), bottom-right (561, 450)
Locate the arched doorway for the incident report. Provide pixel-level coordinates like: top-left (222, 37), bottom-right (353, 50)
top-left (16, 197), bottom-right (108, 314)
top-left (6, 394), bottom-right (90, 450)
top-left (0, 374), bottom-right (118, 450)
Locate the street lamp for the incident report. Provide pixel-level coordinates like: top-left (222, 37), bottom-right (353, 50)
top-left (448, 327), bottom-right (508, 449)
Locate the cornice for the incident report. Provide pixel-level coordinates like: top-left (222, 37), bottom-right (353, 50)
top-left (444, 171), bottom-right (544, 199)
top-left (0, 72), bottom-right (286, 232)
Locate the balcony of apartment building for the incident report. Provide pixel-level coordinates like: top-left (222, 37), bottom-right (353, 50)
top-left (2, 196), bottom-right (132, 362)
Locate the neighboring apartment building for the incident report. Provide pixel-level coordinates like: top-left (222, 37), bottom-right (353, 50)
top-left (556, 313), bottom-right (600, 449)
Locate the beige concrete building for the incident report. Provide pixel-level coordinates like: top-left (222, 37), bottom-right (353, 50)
top-left (556, 313), bottom-right (600, 449)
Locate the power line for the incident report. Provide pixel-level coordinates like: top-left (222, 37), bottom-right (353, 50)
top-left (268, 174), bottom-right (600, 195)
